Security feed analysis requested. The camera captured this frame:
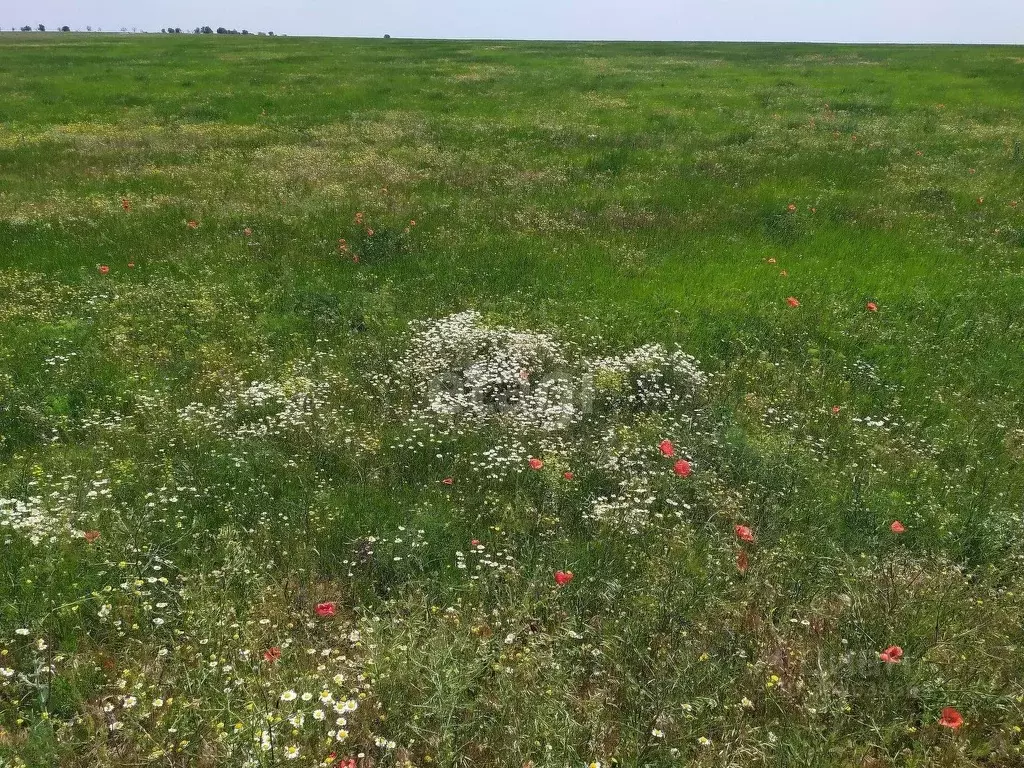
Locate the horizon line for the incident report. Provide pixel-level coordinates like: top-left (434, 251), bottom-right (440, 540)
top-left (2, 30), bottom-right (1023, 46)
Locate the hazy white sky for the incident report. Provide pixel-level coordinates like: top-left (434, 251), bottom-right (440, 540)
top-left (7, 0), bottom-right (1024, 43)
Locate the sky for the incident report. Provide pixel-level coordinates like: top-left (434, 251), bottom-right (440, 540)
top-left (7, 0), bottom-right (1024, 43)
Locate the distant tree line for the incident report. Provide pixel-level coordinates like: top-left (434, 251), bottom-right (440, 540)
top-left (184, 27), bottom-right (275, 35)
top-left (8, 25), bottom-right (276, 35)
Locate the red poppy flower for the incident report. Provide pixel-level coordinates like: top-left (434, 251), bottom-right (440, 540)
top-left (563, 471), bottom-right (574, 480)
top-left (735, 525), bottom-right (755, 543)
top-left (786, 296), bottom-right (800, 307)
top-left (737, 550), bottom-right (749, 574)
top-left (659, 439), bottom-right (674, 457)
top-left (442, 477), bottom-right (453, 485)
top-left (866, 302), bottom-right (878, 312)
top-left (366, 228), bottom-right (374, 236)
top-left (354, 212), bottom-right (364, 223)
top-left (939, 707), bottom-right (963, 729)
top-left (263, 646), bottom-right (281, 663)
top-left (352, 255), bottom-right (360, 264)
top-left (831, 405), bottom-right (841, 415)
top-left (121, 198), bottom-right (131, 212)
top-left (470, 539), bottom-right (480, 547)
top-left (890, 521), bottom-right (905, 534)
top-left (787, 204), bottom-right (796, 212)
top-left (83, 530), bottom-right (101, 543)
top-left (187, 220), bottom-right (198, 229)
top-left (878, 645), bottom-right (903, 663)
top-left (98, 265), bottom-right (110, 274)
top-left (916, 150), bottom-right (923, 156)
top-left (409, 219), bottom-right (417, 227)
top-left (315, 602), bottom-right (336, 617)
top-left (529, 458), bottom-right (544, 470)
top-left (554, 570), bottom-right (574, 586)
top-left (127, 262), bottom-right (135, 269)
top-left (244, 227), bottom-right (253, 236)
top-left (673, 459), bottom-right (691, 478)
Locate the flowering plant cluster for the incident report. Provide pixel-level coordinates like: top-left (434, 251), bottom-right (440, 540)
top-left (0, 302), bottom-right (1018, 766)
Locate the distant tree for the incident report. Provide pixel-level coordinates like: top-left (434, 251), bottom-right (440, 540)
top-left (241, 29), bottom-right (249, 35)
top-left (86, 25), bottom-right (92, 31)
top-left (268, 31), bottom-right (274, 36)
top-left (37, 23), bottom-right (45, 31)
top-left (21, 25), bottom-right (32, 32)
top-left (258, 31), bottom-right (265, 35)
top-left (174, 27), bottom-right (181, 33)
top-left (215, 26), bottom-right (226, 34)
top-left (384, 34), bottom-right (390, 38)
top-left (61, 25), bottom-right (70, 32)
top-left (161, 28), bottom-right (166, 33)
top-left (201, 26), bottom-right (213, 34)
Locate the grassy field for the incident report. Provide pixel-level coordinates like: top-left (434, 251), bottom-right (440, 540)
top-left (2, 32), bottom-right (1024, 767)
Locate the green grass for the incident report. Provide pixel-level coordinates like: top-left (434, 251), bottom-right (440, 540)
top-left (2, 32), bottom-right (1024, 767)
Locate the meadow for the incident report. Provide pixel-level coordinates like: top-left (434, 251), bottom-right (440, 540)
top-left (1, 32), bottom-right (1024, 767)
